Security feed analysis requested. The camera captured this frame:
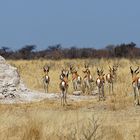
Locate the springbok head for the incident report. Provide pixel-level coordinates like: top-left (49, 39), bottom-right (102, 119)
top-left (69, 64), bottom-right (76, 73)
top-left (96, 68), bottom-right (105, 87)
top-left (130, 66), bottom-right (139, 78)
top-left (83, 68), bottom-right (90, 74)
top-left (113, 64), bottom-right (118, 73)
top-left (97, 68), bottom-right (104, 77)
top-left (43, 65), bottom-right (50, 73)
top-left (113, 64), bottom-right (118, 70)
top-left (83, 63), bottom-right (90, 74)
top-left (84, 63), bottom-right (89, 69)
top-left (69, 64), bottom-right (73, 71)
top-left (109, 65), bottom-right (118, 76)
top-left (60, 68), bottom-right (69, 81)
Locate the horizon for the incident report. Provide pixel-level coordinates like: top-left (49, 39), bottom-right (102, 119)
top-left (0, 0), bottom-right (140, 50)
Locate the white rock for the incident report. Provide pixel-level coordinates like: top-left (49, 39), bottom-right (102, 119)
top-left (0, 55), bottom-right (96, 104)
top-left (0, 56), bottom-right (5, 63)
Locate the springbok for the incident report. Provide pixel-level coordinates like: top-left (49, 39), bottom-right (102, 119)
top-left (96, 68), bottom-right (105, 101)
top-left (69, 65), bottom-right (82, 91)
top-left (112, 65), bottom-right (118, 82)
top-left (106, 65), bottom-right (118, 94)
top-left (43, 65), bottom-right (50, 93)
top-left (59, 69), bottom-right (69, 106)
top-left (130, 66), bottom-right (140, 105)
top-left (82, 64), bottom-right (94, 94)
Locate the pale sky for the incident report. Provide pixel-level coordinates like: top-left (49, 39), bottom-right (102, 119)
top-left (0, 0), bottom-right (140, 50)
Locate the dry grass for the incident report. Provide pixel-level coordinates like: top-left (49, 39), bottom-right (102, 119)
top-left (8, 58), bottom-right (133, 93)
top-left (0, 101), bottom-right (101, 140)
top-left (2, 58), bottom-right (140, 140)
top-left (0, 101), bottom-right (140, 140)
top-left (8, 58), bottom-right (136, 108)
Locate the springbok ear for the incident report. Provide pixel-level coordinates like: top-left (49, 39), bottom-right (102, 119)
top-left (130, 66), bottom-right (133, 74)
top-left (97, 69), bottom-right (100, 75)
top-left (102, 69), bottom-right (104, 74)
top-left (66, 71), bottom-right (69, 77)
top-left (83, 70), bottom-right (86, 73)
top-left (61, 69), bottom-right (65, 74)
top-left (47, 66), bottom-right (50, 72)
top-left (115, 65), bottom-right (118, 69)
top-left (135, 66), bottom-right (139, 73)
top-left (136, 71), bottom-right (139, 75)
top-left (43, 68), bottom-right (46, 72)
top-left (113, 67), bottom-right (116, 72)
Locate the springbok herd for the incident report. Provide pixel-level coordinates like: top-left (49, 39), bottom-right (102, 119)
top-left (43, 64), bottom-right (140, 106)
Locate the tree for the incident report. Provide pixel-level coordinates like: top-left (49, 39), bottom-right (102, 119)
top-left (18, 45), bottom-right (36, 59)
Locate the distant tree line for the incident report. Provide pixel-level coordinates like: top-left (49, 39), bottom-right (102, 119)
top-left (0, 42), bottom-right (140, 60)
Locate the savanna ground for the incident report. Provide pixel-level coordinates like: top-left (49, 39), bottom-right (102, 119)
top-left (1, 58), bottom-right (140, 140)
